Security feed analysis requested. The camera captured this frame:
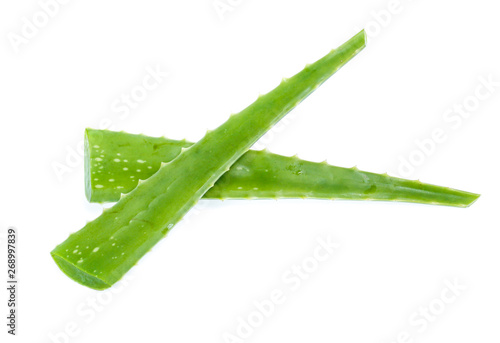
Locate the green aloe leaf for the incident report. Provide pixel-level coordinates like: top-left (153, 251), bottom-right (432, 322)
top-left (51, 30), bottom-right (367, 290)
top-left (85, 129), bottom-right (479, 207)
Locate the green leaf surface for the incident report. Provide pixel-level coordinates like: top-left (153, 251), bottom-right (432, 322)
top-left (52, 30), bottom-right (367, 290)
top-left (85, 129), bottom-right (479, 207)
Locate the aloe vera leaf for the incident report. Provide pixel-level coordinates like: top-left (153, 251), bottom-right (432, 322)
top-left (85, 129), bottom-right (479, 207)
top-left (51, 30), bottom-right (367, 290)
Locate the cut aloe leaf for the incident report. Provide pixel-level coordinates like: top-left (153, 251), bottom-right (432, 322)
top-left (51, 30), bottom-right (367, 290)
top-left (85, 129), bottom-right (479, 207)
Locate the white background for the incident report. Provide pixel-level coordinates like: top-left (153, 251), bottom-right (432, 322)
top-left (1, 0), bottom-right (499, 342)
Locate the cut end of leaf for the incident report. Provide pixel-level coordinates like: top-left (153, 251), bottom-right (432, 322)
top-left (51, 252), bottom-right (111, 290)
top-left (84, 128), bottom-right (93, 202)
top-left (357, 29), bottom-right (367, 48)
